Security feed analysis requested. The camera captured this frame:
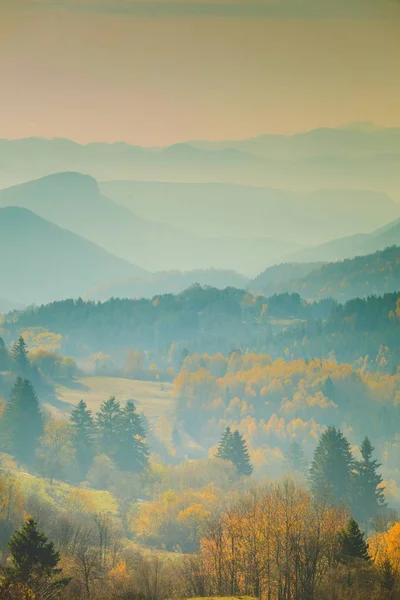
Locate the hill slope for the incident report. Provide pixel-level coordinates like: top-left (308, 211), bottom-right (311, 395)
top-left (101, 180), bottom-right (397, 245)
top-left (252, 246), bottom-right (400, 302)
top-left (0, 172), bottom-right (301, 274)
top-left (0, 206), bottom-right (144, 305)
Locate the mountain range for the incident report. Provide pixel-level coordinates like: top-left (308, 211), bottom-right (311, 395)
top-left (1, 124), bottom-right (400, 198)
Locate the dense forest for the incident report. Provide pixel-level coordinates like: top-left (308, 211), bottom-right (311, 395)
top-left (2, 286), bottom-right (400, 371)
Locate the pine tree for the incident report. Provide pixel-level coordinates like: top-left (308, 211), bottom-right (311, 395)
top-left (7, 518), bottom-right (63, 584)
top-left (115, 400), bottom-right (149, 472)
top-left (338, 517), bottom-right (370, 562)
top-left (70, 400), bottom-right (96, 477)
top-left (215, 426), bottom-right (233, 461)
top-left (96, 396), bottom-right (122, 456)
top-left (12, 336), bottom-right (29, 375)
top-left (286, 440), bottom-right (308, 473)
top-left (380, 558), bottom-right (396, 593)
top-left (354, 437), bottom-right (386, 522)
top-left (230, 430), bottom-right (253, 476)
top-left (309, 426), bottom-right (354, 505)
top-left (1, 378), bottom-right (43, 464)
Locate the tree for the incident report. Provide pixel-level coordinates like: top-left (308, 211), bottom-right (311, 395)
top-left (70, 400), bottom-right (96, 477)
top-left (96, 396), bottom-right (122, 457)
top-left (37, 419), bottom-right (76, 484)
top-left (380, 558), bottom-right (396, 594)
top-left (230, 430), bottom-right (253, 476)
top-left (309, 426), bottom-right (354, 505)
top-left (216, 428), bottom-right (252, 476)
top-left (354, 437), bottom-right (386, 523)
top-left (12, 336), bottom-right (29, 375)
top-left (286, 440), bottom-right (308, 474)
top-left (115, 400), bottom-right (149, 472)
top-left (215, 426), bottom-right (232, 461)
top-left (1, 378), bottom-right (43, 464)
top-left (338, 517), bottom-right (369, 562)
top-left (6, 518), bottom-right (65, 586)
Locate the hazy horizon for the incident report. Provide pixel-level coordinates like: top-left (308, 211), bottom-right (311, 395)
top-left (2, 0), bottom-right (400, 145)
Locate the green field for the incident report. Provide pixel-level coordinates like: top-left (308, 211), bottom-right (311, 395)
top-left (46, 376), bottom-right (176, 441)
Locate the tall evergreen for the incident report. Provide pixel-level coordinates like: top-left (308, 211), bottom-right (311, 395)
top-left (115, 400), bottom-right (149, 472)
top-left (338, 517), bottom-right (370, 562)
top-left (70, 400), bottom-right (96, 477)
top-left (12, 336), bottom-right (29, 375)
top-left (309, 426), bottom-right (354, 505)
top-left (216, 427), bottom-right (252, 476)
top-left (96, 396), bottom-right (122, 456)
top-left (7, 518), bottom-right (63, 585)
top-left (215, 426), bottom-right (232, 461)
top-left (354, 437), bottom-right (386, 522)
top-left (230, 430), bottom-right (253, 476)
top-left (1, 378), bottom-right (43, 464)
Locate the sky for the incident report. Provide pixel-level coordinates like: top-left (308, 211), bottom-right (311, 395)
top-left (1, 0), bottom-right (400, 145)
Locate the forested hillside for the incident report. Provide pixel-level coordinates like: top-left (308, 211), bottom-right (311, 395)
top-left (252, 246), bottom-right (400, 301)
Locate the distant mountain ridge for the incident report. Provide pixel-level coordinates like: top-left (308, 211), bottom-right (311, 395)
top-left (251, 245), bottom-right (400, 302)
top-left (0, 172), bottom-right (302, 275)
top-left (101, 180), bottom-right (398, 245)
top-left (1, 124), bottom-right (400, 197)
top-left (0, 206), bottom-right (145, 306)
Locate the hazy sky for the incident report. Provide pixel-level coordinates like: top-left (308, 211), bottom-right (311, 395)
top-left (2, 0), bottom-right (400, 145)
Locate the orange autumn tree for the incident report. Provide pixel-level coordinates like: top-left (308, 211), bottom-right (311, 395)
top-left (200, 479), bottom-right (347, 600)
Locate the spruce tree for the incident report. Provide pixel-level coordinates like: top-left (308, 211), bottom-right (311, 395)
top-left (2, 378), bottom-right (43, 464)
top-left (70, 400), bottom-right (96, 477)
top-left (12, 336), bottom-right (29, 375)
top-left (115, 400), bottom-right (149, 472)
top-left (216, 428), bottom-right (253, 476)
top-left (96, 396), bottom-right (122, 456)
top-left (230, 430), bottom-right (253, 476)
top-left (309, 426), bottom-right (354, 505)
top-left (354, 437), bottom-right (386, 522)
top-left (215, 426), bottom-right (233, 461)
top-left (338, 517), bottom-right (370, 562)
top-left (7, 518), bottom-right (62, 583)
top-left (286, 440), bottom-right (308, 473)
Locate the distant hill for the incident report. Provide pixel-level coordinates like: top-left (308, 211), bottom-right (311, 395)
top-left (87, 269), bottom-right (250, 301)
top-left (252, 246), bottom-right (400, 302)
top-left (249, 262), bottom-right (324, 296)
top-left (288, 215), bottom-right (400, 264)
top-left (0, 172), bottom-right (301, 275)
top-left (0, 206), bottom-right (145, 305)
top-left (100, 180), bottom-right (397, 246)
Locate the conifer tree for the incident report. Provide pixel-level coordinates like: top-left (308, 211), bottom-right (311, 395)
top-left (70, 400), bottom-right (96, 476)
top-left (286, 440), bottom-right (308, 473)
top-left (309, 426), bottom-right (354, 505)
top-left (96, 396), bottom-right (122, 456)
top-left (380, 558), bottom-right (396, 593)
top-left (216, 428), bottom-right (252, 476)
top-left (115, 400), bottom-right (149, 472)
top-left (215, 426), bottom-right (233, 461)
top-left (7, 518), bottom-right (63, 584)
top-left (338, 517), bottom-right (370, 562)
top-left (1, 378), bottom-right (43, 463)
top-left (354, 437), bottom-right (386, 522)
top-left (230, 430), bottom-right (253, 476)
top-left (12, 336), bottom-right (29, 375)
